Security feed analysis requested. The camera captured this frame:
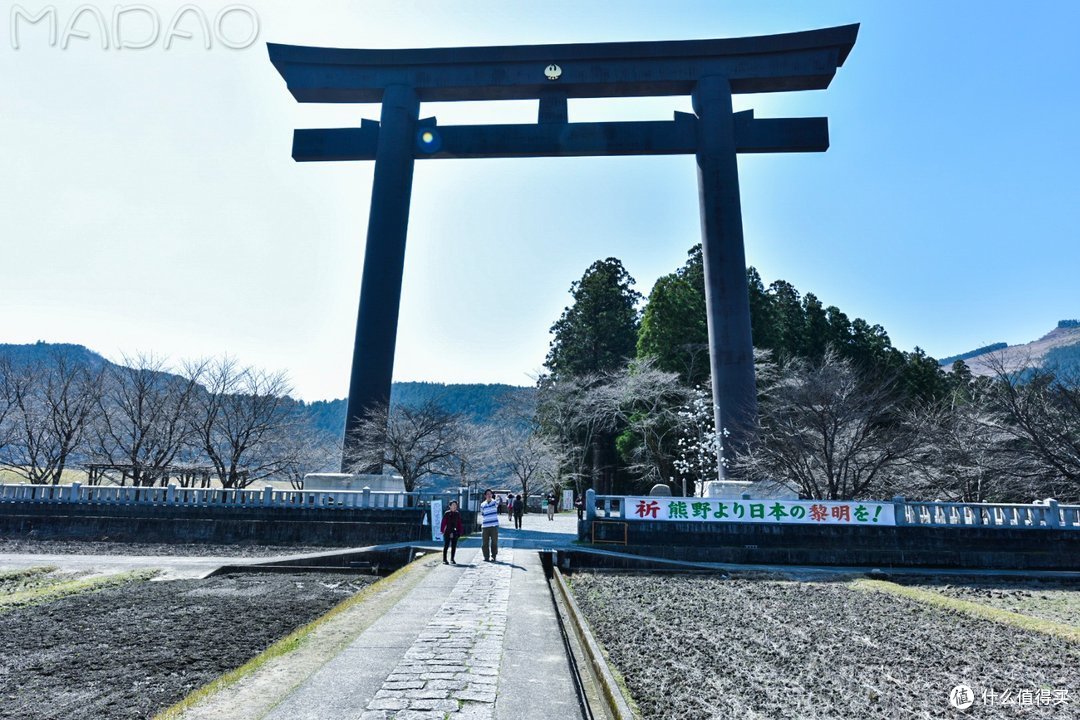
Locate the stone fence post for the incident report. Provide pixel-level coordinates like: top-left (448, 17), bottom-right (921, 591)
top-left (1046, 499), bottom-right (1060, 529)
top-left (585, 488), bottom-right (596, 520)
top-left (892, 496), bottom-right (907, 526)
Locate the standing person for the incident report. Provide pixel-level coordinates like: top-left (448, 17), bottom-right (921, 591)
top-left (440, 500), bottom-right (463, 565)
top-left (546, 491), bottom-right (556, 521)
top-left (575, 494), bottom-right (585, 521)
top-left (479, 489), bottom-right (500, 562)
top-left (507, 494), bottom-right (515, 522)
top-left (513, 493), bottom-right (524, 529)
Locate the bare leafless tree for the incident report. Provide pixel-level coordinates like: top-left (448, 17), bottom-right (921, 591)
top-left (187, 358), bottom-right (298, 488)
top-left (344, 400), bottom-right (463, 492)
top-left (734, 349), bottom-right (920, 500)
top-left (910, 385), bottom-right (1023, 502)
top-left (94, 354), bottom-right (202, 486)
top-left (536, 373), bottom-right (603, 494)
top-left (983, 352), bottom-right (1080, 500)
top-left (0, 353), bottom-right (102, 484)
top-left (592, 358), bottom-right (691, 490)
top-left (494, 424), bottom-right (559, 501)
top-left (277, 425), bottom-right (341, 490)
top-left (449, 421), bottom-right (498, 495)
top-left (0, 357), bottom-right (18, 471)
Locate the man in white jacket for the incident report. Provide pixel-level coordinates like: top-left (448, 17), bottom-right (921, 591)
top-left (479, 488), bottom-right (500, 562)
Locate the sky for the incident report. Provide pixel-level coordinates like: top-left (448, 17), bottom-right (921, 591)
top-left (2, 1), bottom-right (1078, 400)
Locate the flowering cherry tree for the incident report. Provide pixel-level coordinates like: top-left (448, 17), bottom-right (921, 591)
top-left (673, 386), bottom-right (722, 495)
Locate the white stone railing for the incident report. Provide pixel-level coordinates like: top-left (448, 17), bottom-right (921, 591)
top-left (0, 483), bottom-right (465, 511)
top-left (585, 490), bottom-right (1080, 530)
top-left (891, 498), bottom-right (1080, 529)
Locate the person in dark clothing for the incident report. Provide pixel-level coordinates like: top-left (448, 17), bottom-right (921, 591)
top-left (441, 500), bottom-right (464, 565)
top-left (575, 495), bottom-right (584, 520)
top-left (513, 493), bottom-right (524, 529)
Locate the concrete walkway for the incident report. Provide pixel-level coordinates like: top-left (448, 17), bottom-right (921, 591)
top-left (0, 551), bottom-right (257, 579)
top-left (265, 512), bottom-right (583, 720)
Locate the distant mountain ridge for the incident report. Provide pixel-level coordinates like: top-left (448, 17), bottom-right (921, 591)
top-left (0, 342), bottom-right (533, 436)
top-left (941, 321), bottom-right (1080, 377)
top-left (302, 383), bottom-right (533, 437)
top-left (0, 341), bottom-right (112, 371)
top-left (937, 343), bottom-right (1009, 367)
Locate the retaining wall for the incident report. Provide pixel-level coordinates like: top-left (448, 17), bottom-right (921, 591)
top-left (0, 503), bottom-right (463, 546)
top-left (579, 519), bottom-right (1080, 570)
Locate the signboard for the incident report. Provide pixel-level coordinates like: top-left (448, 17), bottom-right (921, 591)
top-left (562, 489), bottom-right (574, 511)
top-left (430, 499), bottom-right (443, 541)
top-left (622, 497), bottom-right (895, 526)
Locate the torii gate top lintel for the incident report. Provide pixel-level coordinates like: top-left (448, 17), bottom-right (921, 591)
top-left (267, 23), bottom-right (858, 103)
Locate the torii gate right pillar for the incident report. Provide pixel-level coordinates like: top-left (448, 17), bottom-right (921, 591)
top-left (694, 76), bottom-right (757, 478)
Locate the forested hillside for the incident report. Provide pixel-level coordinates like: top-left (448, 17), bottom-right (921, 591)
top-left (301, 383), bottom-right (533, 437)
top-left (0, 343), bottom-right (531, 440)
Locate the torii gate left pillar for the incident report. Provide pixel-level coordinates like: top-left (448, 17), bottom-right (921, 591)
top-left (346, 85), bottom-right (419, 472)
top-left (268, 25), bottom-right (859, 476)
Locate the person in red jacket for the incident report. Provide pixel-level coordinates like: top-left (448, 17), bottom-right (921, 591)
top-left (441, 500), bottom-right (464, 565)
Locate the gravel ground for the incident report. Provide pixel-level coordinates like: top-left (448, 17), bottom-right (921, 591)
top-left (0, 571), bottom-right (379, 719)
top-left (0, 538), bottom-right (328, 558)
top-left (570, 572), bottom-right (1079, 720)
top-left (896, 578), bottom-right (1080, 627)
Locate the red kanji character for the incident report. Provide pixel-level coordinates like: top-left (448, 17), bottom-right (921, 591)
top-left (809, 504), bottom-right (829, 522)
top-left (831, 505), bottom-right (851, 522)
top-left (635, 500), bottom-right (660, 519)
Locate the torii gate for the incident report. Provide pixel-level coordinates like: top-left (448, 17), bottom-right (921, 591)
top-left (268, 24), bottom-right (859, 476)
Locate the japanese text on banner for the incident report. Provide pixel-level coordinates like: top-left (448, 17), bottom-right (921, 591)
top-left (623, 497), bottom-right (895, 526)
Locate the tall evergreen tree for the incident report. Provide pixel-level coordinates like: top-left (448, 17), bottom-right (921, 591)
top-left (900, 347), bottom-right (951, 405)
top-left (545, 258), bottom-right (642, 494)
top-left (546, 258), bottom-right (642, 377)
top-left (637, 247), bottom-right (709, 386)
top-left (825, 305), bottom-right (853, 350)
top-left (802, 293), bottom-right (830, 359)
top-left (746, 266), bottom-right (775, 350)
top-left (766, 279), bottom-right (805, 359)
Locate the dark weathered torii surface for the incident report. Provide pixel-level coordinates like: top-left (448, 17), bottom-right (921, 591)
top-left (268, 25), bottom-right (858, 475)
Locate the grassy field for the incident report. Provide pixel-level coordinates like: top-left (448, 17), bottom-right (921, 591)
top-left (0, 566), bottom-right (159, 612)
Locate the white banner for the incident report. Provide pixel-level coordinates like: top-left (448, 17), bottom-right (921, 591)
top-left (430, 499), bottom-right (444, 541)
top-left (621, 497), bottom-right (895, 526)
top-left (562, 489), bottom-right (574, 511)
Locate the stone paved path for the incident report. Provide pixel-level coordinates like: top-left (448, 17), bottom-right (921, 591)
top-left (255, 514), bottom-right (583, 720)
top-left (360, 548), bottom-right (514, 719)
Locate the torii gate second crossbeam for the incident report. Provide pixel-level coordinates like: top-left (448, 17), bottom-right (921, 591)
top-left (267, 24), bottom-right (859, 477)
